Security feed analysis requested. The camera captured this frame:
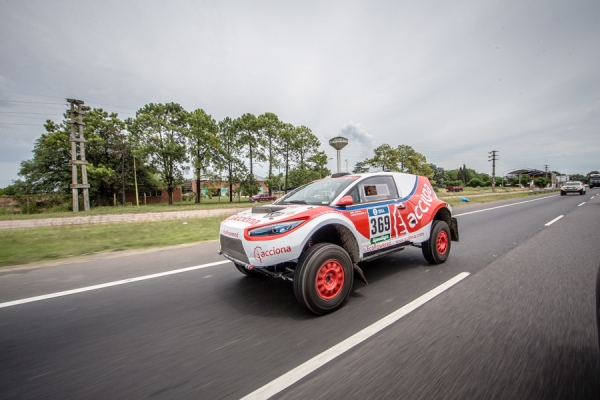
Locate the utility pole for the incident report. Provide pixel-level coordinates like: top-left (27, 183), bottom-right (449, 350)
top-left (67, 99), bottom-right (90, 211)
top-left (488, 150), bottom-right (499, 192)
top-left (544, 164), bottom-right (549, 179)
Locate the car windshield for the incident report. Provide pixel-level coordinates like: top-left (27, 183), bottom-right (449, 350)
top-left (565, 182), bottom-right (580, 185)
top-left (276, 178), bottom-right (356, 205)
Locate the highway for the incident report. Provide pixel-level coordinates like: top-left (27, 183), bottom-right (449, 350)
top-left (1, 191), bottom-right (599, 399)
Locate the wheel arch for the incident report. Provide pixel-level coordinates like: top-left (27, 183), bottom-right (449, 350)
top-left (302, 223), bottom-right (360, 264)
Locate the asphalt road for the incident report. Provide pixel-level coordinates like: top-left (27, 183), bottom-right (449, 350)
top-left (1, 191), bottom-right (599, 399)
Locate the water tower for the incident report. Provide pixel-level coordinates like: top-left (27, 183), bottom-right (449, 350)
top-left (329, 136), bottom-right (348, 173)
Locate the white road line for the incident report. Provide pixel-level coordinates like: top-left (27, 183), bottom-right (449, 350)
top-left (578, 202), bottom-right (586, 207)
top-left (545, 215), bottom-right (564, 226)
top-left (453, 195), bottom-right (555, 217)
top-left (241, 272), bottom-right (470, 400)
top-left (0, 260), bottom-right (230, 309)
top-left (591, 196), bottom-right (595, 199)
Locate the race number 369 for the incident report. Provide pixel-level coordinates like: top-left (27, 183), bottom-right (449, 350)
top-left (368, 206), bottom-right (391, 244)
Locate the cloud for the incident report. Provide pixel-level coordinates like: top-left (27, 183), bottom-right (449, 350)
top-left (337, 121), bottom-right (374, 149)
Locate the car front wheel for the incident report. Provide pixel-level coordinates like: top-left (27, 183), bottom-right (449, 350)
top-left (293, 243), bottom-right (354, 315)
top-left (561, 191), bottom-right (566, 196)
top-left (422, 220), bottom-right (451, 264)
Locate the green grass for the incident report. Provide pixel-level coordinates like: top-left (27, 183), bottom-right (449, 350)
top-left (0, 197), bottom-right (254, 220)
top-left (0, 216), bottom-right (223, 267)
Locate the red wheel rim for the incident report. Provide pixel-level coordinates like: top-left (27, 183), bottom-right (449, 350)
top-left (316, 259), bottom-right (345, 300)
top-left (437, 230), bottom-right (449, 255)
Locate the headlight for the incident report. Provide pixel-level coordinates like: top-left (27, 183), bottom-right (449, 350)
top-left (248, 219), bottom-right (306, 237)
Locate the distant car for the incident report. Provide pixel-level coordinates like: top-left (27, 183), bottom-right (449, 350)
top-left (219, 172), bottom-right (459, 314)
top-left (560, 181), bottom-right (586, 196)
top-left (589, 174), bottom-right (600, 188)
top-left (250, 193), bottom-right (277, 202)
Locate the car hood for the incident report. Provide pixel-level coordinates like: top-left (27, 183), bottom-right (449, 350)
top-left (221, 204), bottom-right (329, 230)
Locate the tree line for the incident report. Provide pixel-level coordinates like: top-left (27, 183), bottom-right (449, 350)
top-left (5, 103), bottom-right (330, 205)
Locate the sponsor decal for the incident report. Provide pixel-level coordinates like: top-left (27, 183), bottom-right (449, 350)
top-left (365, 240), bottom-right (392, 253)
top-left (225, 215), bottom-right (261, 226)
top-left (221, 229), bottom-right (239, 238)
top-left (264, 211), bottom-right (284, 218)
top-left (253, 245), bottom-right (292, 264)
top-left (406, 183), bottom-right (435, 229)
top-left (407, 232), bottom-right (424, 240)
top-left (370, 233), bottom-right (390, 244)
top-left (368, 206), bottom-right (391, 239)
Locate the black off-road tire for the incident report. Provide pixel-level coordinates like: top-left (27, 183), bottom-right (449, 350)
top-left (422, 220), bottom-right (451, 264)
top-left (235, 263), bottom-right (259, 276)
top-left (293, 243), bottom-right (354, 315)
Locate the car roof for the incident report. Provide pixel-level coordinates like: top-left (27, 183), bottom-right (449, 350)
top-left (329, 171), bottom-right (417, 180)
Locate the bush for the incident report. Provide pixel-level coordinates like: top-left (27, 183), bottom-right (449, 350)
top-left (20, 199), bottom-right (39, 214)
top-left (467, 178), bottom-right (483, 188)
top-left (445, 180), bottom-right (463, 187)
top-left (534, 177), bottom-right (549, 188)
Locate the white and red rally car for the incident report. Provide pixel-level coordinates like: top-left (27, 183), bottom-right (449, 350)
top-left (218, 172), bottom-right (459, 314)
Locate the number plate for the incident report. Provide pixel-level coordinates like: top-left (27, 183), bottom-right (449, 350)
top-left (368, 206), bottom-right (391, 244)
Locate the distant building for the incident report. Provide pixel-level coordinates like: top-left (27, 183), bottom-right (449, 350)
top-left (186, 175), bottom-right (269, 198)
top-left (124, 187), bottom-right (182, 204)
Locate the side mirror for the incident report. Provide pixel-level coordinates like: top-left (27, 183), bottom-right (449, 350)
top-left (336, 195), bottom-right (354, 206)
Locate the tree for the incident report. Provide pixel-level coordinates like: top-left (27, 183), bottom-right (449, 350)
top-left (429, 164), bottom-right (446, 187)
top-left (286, 125), bottom-right (323, 187)
top-left (235, 113), bottom-right (265, 179)
top-left (258, 112), bottom-right (281, 195)
top-left (18, 108), bottom-right (138, 206)
top-left (277, 123), bottom-right (296, 190)
top-left (131, 103), bottom-right (188, 205)
top-left (457, 164), bottom-right (471, 185)
top-left (352, 161), bottom-right (370, 173)
top-left (366, 144), bottom-right (399, 171)
top-left (83, 108), bottom-right (130, 206)
top-left (186, 109), bottom-right (217, 203)
top-left (293, 125), bottom-right (320, 171)
top-left (215, 117), bottom-right (246, 202)
top-left (18, 119), bottom-right (72, 194)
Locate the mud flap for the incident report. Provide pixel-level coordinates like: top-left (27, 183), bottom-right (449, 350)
top-left (353, 264), bottom-right (368, 284)
top-left (450, 217), bottom-right (459, 242)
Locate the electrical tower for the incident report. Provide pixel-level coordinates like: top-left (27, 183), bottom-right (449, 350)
top-left (488, 150), bottom-right (499, 192)
top-left (67, 99), bottom-right (90, 212)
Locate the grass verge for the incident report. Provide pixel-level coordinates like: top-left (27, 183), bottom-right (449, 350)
top-left (0, 216), bottom-right (223, 267)
top-left (0, 198), bottom-right (254, 221)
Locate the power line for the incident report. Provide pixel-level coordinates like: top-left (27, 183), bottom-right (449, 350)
top-left (0, 100), bottom-right (66, 106)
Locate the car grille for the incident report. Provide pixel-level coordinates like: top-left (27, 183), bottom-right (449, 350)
top-left (220, 235), bottom-right (250, 264)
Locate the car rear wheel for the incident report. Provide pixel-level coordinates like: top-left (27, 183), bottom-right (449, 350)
top-left (293, 243), bottom-right (354, 315)
top-left (422, 220), bottom-right (451, 264)
top-left (235, 263), bottom-right (259, 276)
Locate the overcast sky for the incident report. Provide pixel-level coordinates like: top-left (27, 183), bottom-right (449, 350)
top-left (1, 0), bottom-right (599, 187)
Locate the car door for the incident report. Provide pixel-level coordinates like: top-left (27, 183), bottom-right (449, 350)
top-left (343, 176), bottom-right (400, 254)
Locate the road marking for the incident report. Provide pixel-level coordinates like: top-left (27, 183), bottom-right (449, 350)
top-left (0, 260), bottom-right (230, 309)
top-left (241, 272), bottom-right (470, 400)
top-left (591, 196), bottom-right (595, 199)
top-left (578, 202), bottom-right (585, 207)
top-left (545, 215), bottom-right (563, 226)
top-left (454, 195), bottom-right (555, 217)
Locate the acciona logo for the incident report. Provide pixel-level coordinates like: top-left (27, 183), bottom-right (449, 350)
top-left (254, 245), bottom-right (292, 263)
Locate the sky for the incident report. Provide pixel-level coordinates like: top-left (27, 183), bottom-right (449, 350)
top-left (1, 0), bottom-right (599, 188)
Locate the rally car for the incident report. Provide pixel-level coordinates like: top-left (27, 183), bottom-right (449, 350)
top-left (218, 172), bottom-right (459, 314)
